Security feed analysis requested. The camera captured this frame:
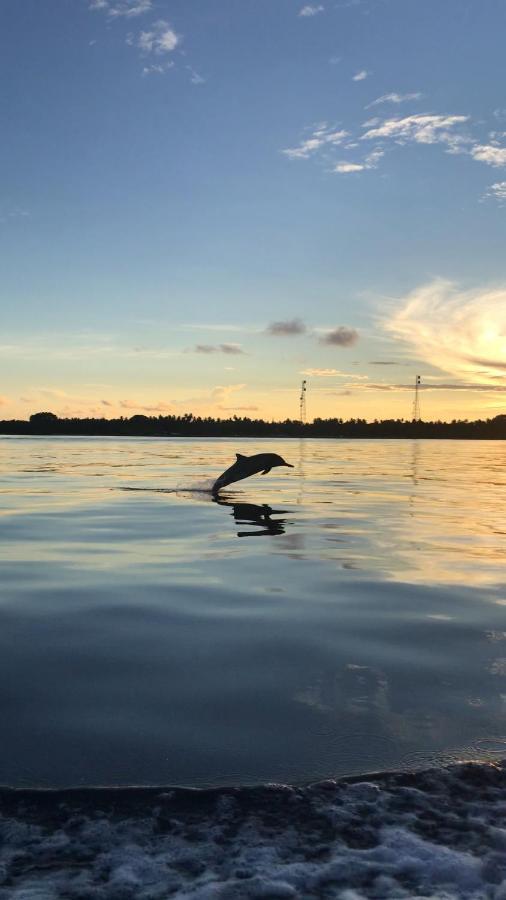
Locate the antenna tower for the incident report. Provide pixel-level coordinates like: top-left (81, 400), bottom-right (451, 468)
top-left (299, 379), bottom-right (307, 424)
top-left (412, 375), bottom-right (421, 421)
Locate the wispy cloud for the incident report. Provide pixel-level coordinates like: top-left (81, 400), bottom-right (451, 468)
top-left (188, 343), bottom-right (245, 355)
top-left (220, 405), bottom-right (259, 412)
top-left (283, 106), bottom-right (506, 191)
top-left (119, 399), bottom-right (174, 412)
top-left (110, 0), bottom-right (152, 17)
top-left (138, 20), bottom-right (179, 54)
top-left (319, 326), bottom-right (359, 346)
top-left (485, 181), bottom-right (506, 203)
top-left (283, 126), bottom-right (349, 160)
top-left (89, 0), bottom-right (152, 17)
top-left (22, 383), bottom-right (257, 419)
top-left (359, 114), bottom-right (506, 184)
top-left (167, 383), bottom-right (250, 415)
top-left (0, 334), bottom-right (181, 361)
top-left (89, 2), bottom-right (183, 78)
top-left (142, 62), bottom-right (174, 76)
top-left (187, 66), bottom-right (205, 85)
top-left (383, 279), bottom-right (506, 385)
top-left (0, 208), bottom-right (30, 225)
top-left (365, 92), bottom-right (422, 109)
top-left (298, 4), bottom-right (324, 16)
top-left (369, 360), bottom-right (402, 366)
top-left (266, 318), bottom-right (307, 336)
top-left (361, 113), bottom-right (469, 144)
top-left (283, 112), bottom-right (471, 177)
top-left (182, 322), bottom-right (255, 334)
top-left (334, 148), bottom-right (383, 173)
top-left (352, 70), bottom-right (369, 82)
top-left (211, 384), bottom-right (248, 411)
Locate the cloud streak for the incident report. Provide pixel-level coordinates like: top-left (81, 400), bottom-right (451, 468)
top-left (188, 343), bottom-right (245, 355)
top-left (0, 334), bottom-right (181, 361)
top-left (301, 368), bottom-right (367, 378)
top-left (342, 381), bottom-right (506, 393)
top-left (365, 92), bottom-right (422, 109)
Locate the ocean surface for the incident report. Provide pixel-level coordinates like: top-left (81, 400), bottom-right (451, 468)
top-left (1, 436), bottom-right (505, 790)
top-left (1, 435), bottom-right (506, 898)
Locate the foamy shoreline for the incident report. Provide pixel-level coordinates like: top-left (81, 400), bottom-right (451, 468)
top-left (2, 759), bottom-right (506, 898)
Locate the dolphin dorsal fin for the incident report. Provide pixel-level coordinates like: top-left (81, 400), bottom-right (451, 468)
top-left (236, 453), bottom-right (247, 460)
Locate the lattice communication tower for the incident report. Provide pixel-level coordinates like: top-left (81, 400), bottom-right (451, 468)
top-left (412, 375), bottom-right (421, 421)
top-left (299, 379), bottom-right (307, 424)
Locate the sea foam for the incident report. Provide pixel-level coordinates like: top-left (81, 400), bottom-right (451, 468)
top-left (2, 760), bottom-right (506, 898)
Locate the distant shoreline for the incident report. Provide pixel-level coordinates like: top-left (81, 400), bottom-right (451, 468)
top-left (1, 431), bottom-right (505, 441)
top-left (1, 411), bottom-right (505, 440)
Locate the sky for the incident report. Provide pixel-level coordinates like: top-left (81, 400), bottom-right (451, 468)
top-left (1, 0), bottom-right (505, 422)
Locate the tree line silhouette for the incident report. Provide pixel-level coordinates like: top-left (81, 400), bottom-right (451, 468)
top-left (0, 410), bottom-right (504, 439)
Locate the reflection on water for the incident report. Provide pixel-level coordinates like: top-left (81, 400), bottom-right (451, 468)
top-left (215, 497), bottom-right (288, 537)
top-left (0, 436), bottom-right (505, 788)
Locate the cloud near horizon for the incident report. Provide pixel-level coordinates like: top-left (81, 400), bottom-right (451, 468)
top-left (188, 343), bottom-right (245, 355)
top-left (266, 318), bottom-right (307, 336)
top-left (342, 381), bottom-right (506, 393)
top-left (301, 368), bottom-right (364, 377)
top-left (384, 280), bottom-right (506, 385)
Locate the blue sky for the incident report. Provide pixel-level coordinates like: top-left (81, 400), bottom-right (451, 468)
top-left (1, 0), bottom-right (505, 420)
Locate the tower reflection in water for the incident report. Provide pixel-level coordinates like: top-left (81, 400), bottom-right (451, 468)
top-left (214, 497), bottom-right (287, 537)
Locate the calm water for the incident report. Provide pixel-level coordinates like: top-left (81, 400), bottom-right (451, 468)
top-left (0, 436), bottom-right (505, 789)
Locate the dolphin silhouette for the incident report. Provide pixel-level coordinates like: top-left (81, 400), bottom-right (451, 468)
top-left (212, 452), bottom-right (293, 493)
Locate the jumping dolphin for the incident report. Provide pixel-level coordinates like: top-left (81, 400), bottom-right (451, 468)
top-left (212, 452), bottom-right (293, 493)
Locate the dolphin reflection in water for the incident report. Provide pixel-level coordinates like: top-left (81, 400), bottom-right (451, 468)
top-left (214, 498), bottom-right (288, 537)
top-left (212, 452), bottom-right (293, 493)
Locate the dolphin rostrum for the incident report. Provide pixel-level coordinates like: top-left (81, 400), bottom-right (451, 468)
top-left (212, 452), bottom-right (293, 493)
